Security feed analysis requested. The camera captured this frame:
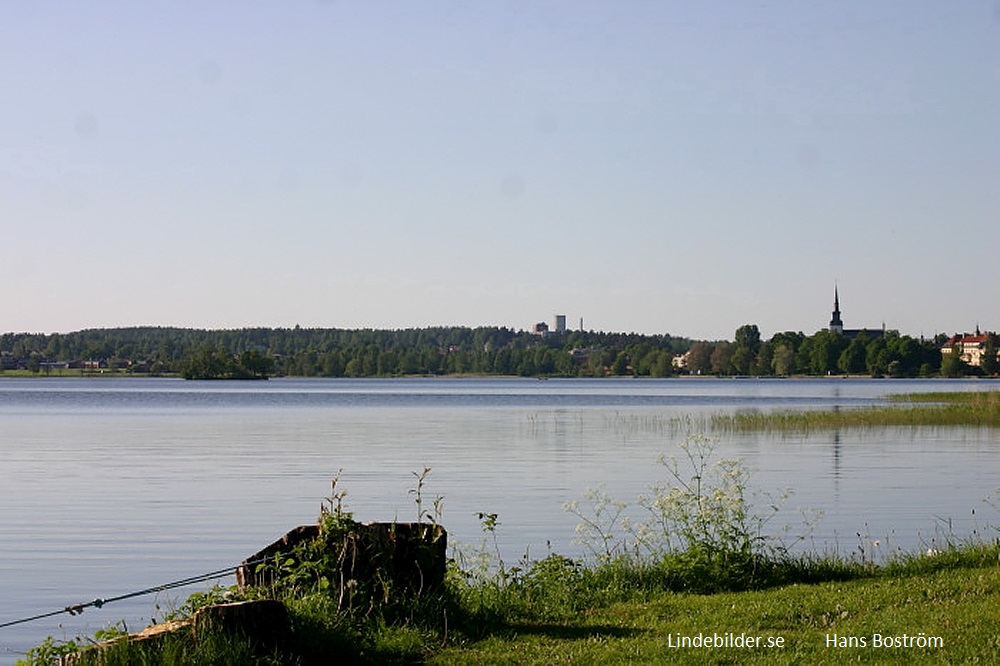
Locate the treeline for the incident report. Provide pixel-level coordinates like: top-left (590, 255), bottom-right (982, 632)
top-left (686, 325), bottom-right (948, 378)
top-left (0, 324), bottom-right (964, 378)
top-left (0, 326), bottom-right (690, 378)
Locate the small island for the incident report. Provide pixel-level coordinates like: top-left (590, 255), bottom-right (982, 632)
top-left (180, 347), bottom-right (274, 380)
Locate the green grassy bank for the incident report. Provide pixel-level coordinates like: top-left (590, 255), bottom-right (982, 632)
top-left (34, 541), bottom-right (999, 665)
top-left (431, 549), bottom-right (1000, 664)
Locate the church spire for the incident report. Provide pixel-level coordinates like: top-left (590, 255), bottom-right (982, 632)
top-left (829, 285), bottom-right (844, 333)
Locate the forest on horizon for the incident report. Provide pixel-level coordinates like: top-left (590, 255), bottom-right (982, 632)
top-left (0, 324), bottom-right (977, 378)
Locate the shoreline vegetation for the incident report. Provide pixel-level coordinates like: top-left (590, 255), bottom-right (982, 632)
top-left (29, 542), bottom-right (1000, 665)
top-left (20, 436), bottom-right (1000, 665)
top-left (3, 368), bottom-right (1000, 381)
top-left (712, 390), bottom-right (1000, 431)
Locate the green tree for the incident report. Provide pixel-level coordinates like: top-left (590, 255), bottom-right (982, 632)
top-left (752, 341), bottom-right (774, 376)
top-left (26, 356), bottom-right (41, 373)
top-left (238, 350), bottom-right (275, 378)
top-left (731, 324), bottom-right (761, 375)
top-left (535, 348), bottom-right (558, 375)
top-left (376, 349), bottom-right (398, 375)
top-left (553, 348), bottom-right (576, 376)
top-left (837, 333), bottom-right (869, 375)
top-left (940, 346), bottom-right (969, 377)
top-left (321, 350), bottom-right (345, 376)
top-left (981, 335), bottom-right (998, 376)
top-left (611, 351), bottom-right (630, 376)
top-left (885, 334), bottom-right (921, 377)
top-left (397, 350), bottom-right (420, 376)
top-left (362, 345), bottom-right (380, 375)
top-left (685, 342), bottom-right (714, 376)
top-left (650, 350), bottom-right (674, 377)
top-left (492, 348), bottom-right (514, 376)
top-left (865, 336), bottom-right (889, 377)
top-left (771, 343), bottom-right (796, 376)
top-left (710, 342), bottom-right (734, 375)
top-left (517, 353), bottom-right (537, 376)
top-left (181, 345), bottom-right (235, 379)
top-left (730, 347), bottom-right (752, 376)
top-left (809, 330), bottom-right (845, 375)
top-left (795, 336), bottom-right (814, 374)
top-left (344, 357), bottom-right (364, 377)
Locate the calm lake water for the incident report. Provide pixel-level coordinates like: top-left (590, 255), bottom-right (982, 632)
top-left (1, 376), bottom-right (998, 661)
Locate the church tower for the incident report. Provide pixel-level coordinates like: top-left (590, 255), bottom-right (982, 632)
top-left (829, 286), bottom-right (844, 334)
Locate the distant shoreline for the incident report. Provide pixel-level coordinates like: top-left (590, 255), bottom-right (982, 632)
top-left (2, 371), bottom-right (996, 381)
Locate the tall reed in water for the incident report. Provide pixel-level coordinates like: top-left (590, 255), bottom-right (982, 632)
top-left (712, 391), bottom-right (1000, 431)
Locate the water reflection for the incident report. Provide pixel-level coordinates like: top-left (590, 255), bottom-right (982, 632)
top-left (832, 429), bottom-right (842, 491)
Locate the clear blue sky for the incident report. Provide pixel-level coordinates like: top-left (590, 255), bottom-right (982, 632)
top-left (3, 1), bottom-right (998, 340)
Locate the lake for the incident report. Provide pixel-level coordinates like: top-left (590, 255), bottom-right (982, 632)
top-left (1, 376), bottom-right (997, 662)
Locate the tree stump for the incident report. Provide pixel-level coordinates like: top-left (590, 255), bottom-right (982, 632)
top-left (194, 599), bottom-right (292, 654)
top-left (236, 521), bottom-right (448, 597)
top-left (236, 524), bottom-right (320, 588)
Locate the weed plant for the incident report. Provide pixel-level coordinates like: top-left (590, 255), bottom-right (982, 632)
top-left (564, 435), bottom-right (826, 592)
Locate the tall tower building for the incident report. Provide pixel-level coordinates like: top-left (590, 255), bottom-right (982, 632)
top-left (553, 315), bottom-right (566, 333)
top-left (829, 286), bottom-right (844, 334)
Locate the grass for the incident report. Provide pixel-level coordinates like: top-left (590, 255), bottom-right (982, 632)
top-left (429, 550), bottom-right (1000, 664)
top-left (27, 541), bottom-right (1000, 665)
top-left (713, 391), bottom-right (1000, 431)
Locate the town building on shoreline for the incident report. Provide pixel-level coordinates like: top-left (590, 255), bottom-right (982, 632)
top-left (940, 330), bottom-right (1000, 368)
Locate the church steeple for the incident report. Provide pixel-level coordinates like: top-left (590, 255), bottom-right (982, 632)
top-left (829, 286), bottom-right (844, 333)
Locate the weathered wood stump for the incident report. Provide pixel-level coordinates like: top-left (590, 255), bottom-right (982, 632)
top-left (349, 522), bottom-right (448, 594)
top-left (60, 600), bottom-right (290, 665)
top-left (194, 599), bottom-right (291, 654)
top-left (61, 520), bottom-right (447, 663)
top-left (236, 521), bottom-right (448, 597)
top-left (236, 524), bottom-right (320, 588)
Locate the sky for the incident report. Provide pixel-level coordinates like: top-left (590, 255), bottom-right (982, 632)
top-left (3, 1), bottom-right (999, 341)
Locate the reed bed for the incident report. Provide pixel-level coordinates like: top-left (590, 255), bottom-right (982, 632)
top-left (886, 390), bottom-right (1000, 405)
top-left (713, 391), bottom-right (1000, 432)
